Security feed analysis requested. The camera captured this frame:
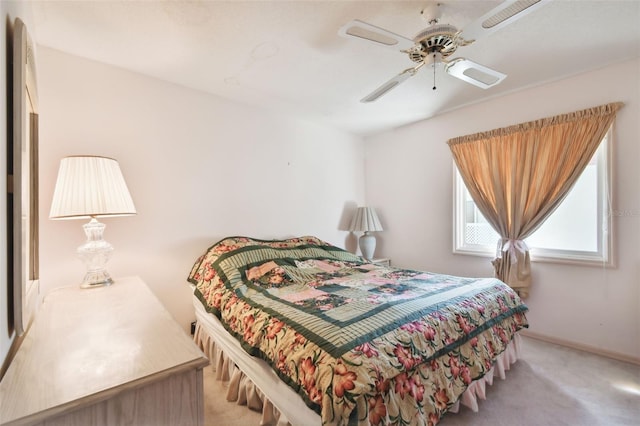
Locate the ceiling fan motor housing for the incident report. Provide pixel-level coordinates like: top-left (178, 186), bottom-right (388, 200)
top-left (409, 24), bottom-right (467, 63)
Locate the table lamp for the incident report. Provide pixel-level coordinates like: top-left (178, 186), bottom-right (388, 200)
top-left (49, 156), bottom-right (136, 288)
top-left (349, 206), bottom-right (383, 260)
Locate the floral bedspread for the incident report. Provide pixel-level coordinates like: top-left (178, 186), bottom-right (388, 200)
top-left (188, 236), bottom-right (528, 426)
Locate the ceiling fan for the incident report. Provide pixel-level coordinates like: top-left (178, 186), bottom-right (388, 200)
top-left (339, 0), bottom-right (548, 102)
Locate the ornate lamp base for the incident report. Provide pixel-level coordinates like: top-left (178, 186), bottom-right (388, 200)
top-left (77, 217), bottom-right (114, 288)
top-left (79, 270), bottom-right (114, 289)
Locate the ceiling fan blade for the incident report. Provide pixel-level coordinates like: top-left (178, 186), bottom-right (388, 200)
top-left (460, 0), bottom-right (549, 42)
top-left (339, 19), bottom-right (415, 51)
top-left (445, 58), bottom-right (506, 89)
top-left (361, 67), bottom-right (419, 103)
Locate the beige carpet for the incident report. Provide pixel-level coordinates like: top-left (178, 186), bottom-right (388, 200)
top-left (202, 366), bottom-right (262, 426)
top-left (202, 336), bottom-right (640, 425)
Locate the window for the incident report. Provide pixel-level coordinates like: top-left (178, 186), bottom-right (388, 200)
top-left (453, 130), bottom-right (612, 265)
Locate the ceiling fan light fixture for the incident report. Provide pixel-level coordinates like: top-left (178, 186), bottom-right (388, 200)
top-left (424, 51), bottom-right (443, 67)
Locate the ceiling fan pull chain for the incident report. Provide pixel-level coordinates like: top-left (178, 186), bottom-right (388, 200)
top-left (432, 53), bottom-right (437, 90)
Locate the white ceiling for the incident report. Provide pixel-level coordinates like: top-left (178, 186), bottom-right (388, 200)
top-left (31, 0), bottom-right (640, 136)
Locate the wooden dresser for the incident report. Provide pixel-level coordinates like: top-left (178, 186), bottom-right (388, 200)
top-left (0, 276), bottom-right (209, 426)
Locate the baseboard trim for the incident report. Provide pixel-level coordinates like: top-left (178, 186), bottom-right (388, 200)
top-left (521, 330), bottom-right (640, 366)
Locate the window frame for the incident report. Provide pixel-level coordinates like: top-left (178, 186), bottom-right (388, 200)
top-left (452, 129), bottom-right (614, 267)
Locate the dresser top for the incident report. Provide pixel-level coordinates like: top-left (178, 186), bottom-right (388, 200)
top-left (0, 276), bottom-right (208, 425)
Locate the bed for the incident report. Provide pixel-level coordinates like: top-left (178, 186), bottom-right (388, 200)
top-left (188, 236), bottom-right (528, 425)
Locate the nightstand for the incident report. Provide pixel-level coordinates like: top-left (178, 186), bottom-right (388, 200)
top-left (371, 258), bottom-right (391, 266)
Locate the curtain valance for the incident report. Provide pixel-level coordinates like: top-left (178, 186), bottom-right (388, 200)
top-left (448, 102), bottom-right (623, 146)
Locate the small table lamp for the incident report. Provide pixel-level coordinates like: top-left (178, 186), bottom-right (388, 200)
top-left (49, 156), bottom-right (136, 288)
top-left (349, 206), bottom-right (383, 260)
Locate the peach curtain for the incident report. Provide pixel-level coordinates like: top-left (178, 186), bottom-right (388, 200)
top-left (448, 102), bottom-right (623, 297)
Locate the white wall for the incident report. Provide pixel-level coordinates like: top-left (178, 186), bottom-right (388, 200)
top-left (36, 47), bottom-right (365, 332)
top-left (364, 59), bottom-right (640, 360)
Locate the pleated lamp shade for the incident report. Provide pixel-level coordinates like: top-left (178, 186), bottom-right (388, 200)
top-left (50, 156), bottom-right (136, 219)
top-left (349, 207), bottom-right (383, 232)
top-left (349, 207), bottom-right (383, 260)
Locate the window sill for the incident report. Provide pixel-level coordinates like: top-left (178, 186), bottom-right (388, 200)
top-left (453, 247), bottom-right (614, 268)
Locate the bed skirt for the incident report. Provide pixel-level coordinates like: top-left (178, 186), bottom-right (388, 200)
top-left (193, 299), bottom-right (523, 426)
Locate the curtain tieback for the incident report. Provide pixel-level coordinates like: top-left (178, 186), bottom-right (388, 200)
top-left (497, 239), bottom-right (529, 264)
